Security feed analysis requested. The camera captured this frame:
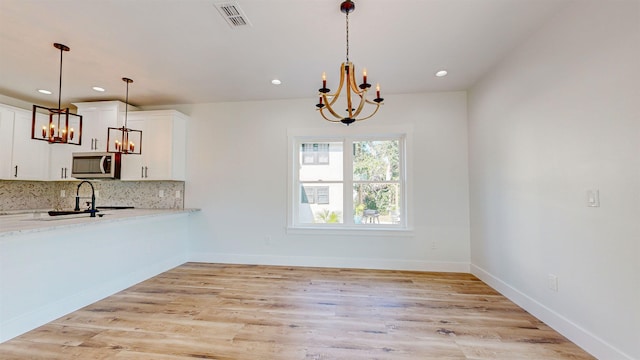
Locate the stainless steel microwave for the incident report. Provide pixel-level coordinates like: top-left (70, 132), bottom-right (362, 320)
top-left (71, 152), bottom-right (121, 179)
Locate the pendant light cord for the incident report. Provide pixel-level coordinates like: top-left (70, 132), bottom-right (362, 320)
top-left (57, 46), bottom-right (63, 111)
top-left (124, 81), bottom-right (129, 128)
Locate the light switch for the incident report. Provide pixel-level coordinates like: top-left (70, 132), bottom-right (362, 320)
top-left (586, 189), bottom-right (600, 207)
top-left (159, 190), bottom-right (165, 197)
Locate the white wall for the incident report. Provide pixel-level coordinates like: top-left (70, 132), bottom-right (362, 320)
top-left (184, 92), bottom-right (471, 272)
top-left (468, 1), bottom-right (640, 359)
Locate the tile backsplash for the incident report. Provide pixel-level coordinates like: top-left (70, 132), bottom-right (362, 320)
top-left (0, 180), bottom-right (185, 211)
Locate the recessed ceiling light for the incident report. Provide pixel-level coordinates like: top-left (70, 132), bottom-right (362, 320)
top-left (92, 86), bottom-right (106, 92)
top-left (37, 89), bottom-right (52, 95)
top-left (271, 79), bottom-right (282, 85)
top-left (435, 70), bottom-right (448, 77)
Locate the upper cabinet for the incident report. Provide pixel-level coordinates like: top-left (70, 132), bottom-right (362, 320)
top-left (74, 101), bottom-right (134, 152)
top-left (120, 110), bottom-right (187, 181)
top-left (0, 104), bottom-right (49, 180)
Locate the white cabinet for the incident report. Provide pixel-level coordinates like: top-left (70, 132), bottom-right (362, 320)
top-left (120, 110), bottom-right (187, 181)
top-left (0, 104), bottom-right (49, 180)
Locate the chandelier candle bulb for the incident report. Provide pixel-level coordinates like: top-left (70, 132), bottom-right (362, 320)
top-left (376, 83), bottom-right (380, 98)
top-left (363, 68), bottom-right (367, 84)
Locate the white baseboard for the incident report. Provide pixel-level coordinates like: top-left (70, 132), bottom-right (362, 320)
top-left (189, 252), bottom-right (469, 273)
top-left (0, 256), bottom-right (186, 343)
top-left (470, 264), bottom-right (634, 360)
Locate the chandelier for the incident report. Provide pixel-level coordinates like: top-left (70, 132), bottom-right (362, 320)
top-left (31, 43), bottom-right (83, 145)
top-left (106, 78), bottom-right (142, 155)
top-left (316, 0), bottom-right (384, 125)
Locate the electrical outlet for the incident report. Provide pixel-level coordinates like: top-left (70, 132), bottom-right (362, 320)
top-left (548, 274), bottom-right (558, 292)
top-left (175, 190), bottom-right (181, 198)
top-left (60, 190), bottom-right (66, 198)
top-left (159, 190), bottom-right (165, 197)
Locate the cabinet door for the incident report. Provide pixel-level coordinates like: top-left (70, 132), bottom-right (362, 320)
top-left (83, 107), bottom-right (119, 152)
top-left (141, 115), bottom-right (173, 180)
top-left (119, 110), bottom-right (187, 181)
top-left (48, 145), bottom-right (73, 180)
top-left (119, 117), bottom-right (146, 180)
top-left (0, 107), bottom-right (15, 179)
top-left (10, 110), bottom-right (49, 180)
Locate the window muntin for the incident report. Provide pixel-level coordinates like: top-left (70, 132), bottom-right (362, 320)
top-left (293, 136), bottom-right (405, 229)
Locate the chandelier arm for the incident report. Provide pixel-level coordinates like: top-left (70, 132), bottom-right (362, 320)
top-left (346, 68), bottom-right (353, 119)
top-left (327, 62), bottom-right (348, 107)
top-left (318, 108), bottom-right (344, 122)
top-left (351, 91), bottom-right (368, 119)
top-left (321, 95), bottom-right (345, 120)
top-left (354, 103), bottom-right (382, 122)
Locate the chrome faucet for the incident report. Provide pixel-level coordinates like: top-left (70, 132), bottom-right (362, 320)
top-left (74, 180), bottom-right (97, 217)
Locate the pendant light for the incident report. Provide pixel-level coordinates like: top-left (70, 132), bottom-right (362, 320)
top-left (107, 78), bottom-right (142, 155)
top-left (31, 43), bottom-right (83, 145)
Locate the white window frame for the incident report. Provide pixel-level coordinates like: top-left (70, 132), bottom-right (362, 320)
top-left (287, 126), bottom-right (412, 233)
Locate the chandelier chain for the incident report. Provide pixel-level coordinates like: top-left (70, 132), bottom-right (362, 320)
top-left (345, 11), bottom-right (349, 63)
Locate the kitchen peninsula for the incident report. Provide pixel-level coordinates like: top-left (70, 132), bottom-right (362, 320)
top-left (0, 207), bottom-right (199, 343)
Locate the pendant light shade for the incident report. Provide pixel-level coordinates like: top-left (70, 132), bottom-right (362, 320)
top-left (31, 43), bottom-right (83, 145)
top-left (107, 77), bottom-right (142, 155)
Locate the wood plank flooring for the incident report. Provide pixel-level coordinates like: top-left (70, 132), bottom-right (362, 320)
top-left (0, 262), bottom-right (595, 359)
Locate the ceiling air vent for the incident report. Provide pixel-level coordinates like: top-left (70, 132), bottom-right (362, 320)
top-left (215, 2), bottom-right (252, 28)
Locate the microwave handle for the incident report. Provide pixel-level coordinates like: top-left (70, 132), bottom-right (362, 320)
top-left (100, 156), bottom-right (107, 174)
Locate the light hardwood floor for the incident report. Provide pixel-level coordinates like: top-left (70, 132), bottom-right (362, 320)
top-left (0, 263), bottom-right (595, 359)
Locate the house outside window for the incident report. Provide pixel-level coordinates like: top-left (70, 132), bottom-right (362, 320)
top-left (290, 134), bottom-right (406, 229)
top-left (302, 143), bottom-right (330, 165)
top-left (302, 186), bottom-right (330, 205)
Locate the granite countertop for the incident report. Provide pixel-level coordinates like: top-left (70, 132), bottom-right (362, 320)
top-left (0, 208), bottom-right (200, 238)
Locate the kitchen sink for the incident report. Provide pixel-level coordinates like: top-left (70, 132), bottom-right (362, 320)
top-left (47, 206), bottom-right (134, 217)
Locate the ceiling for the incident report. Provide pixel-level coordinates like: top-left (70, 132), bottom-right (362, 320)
top-left (0, 0), bottom-right (572, 108)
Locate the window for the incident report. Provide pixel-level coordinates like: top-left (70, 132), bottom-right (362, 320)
top-left (291, 135), bottom-right (406, 229)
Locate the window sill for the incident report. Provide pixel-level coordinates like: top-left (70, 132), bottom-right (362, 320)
top-left (286, 226), bottom-right (414, 237)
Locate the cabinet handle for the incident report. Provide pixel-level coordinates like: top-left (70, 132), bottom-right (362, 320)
top-left (64, 167), bottom-right (68, 178)
top-left (14, 165), bottom-right (18, 178)
top-left (145, 166), bottom-right (148, 178)
top-left (91, 139), bottom-right (94, 150)
top-left (141, 166), bottom-right (145, 178)
top-left (61, 168), bottom-right (65, 179)
top-left (94, 138), bottom-right (98, 150)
